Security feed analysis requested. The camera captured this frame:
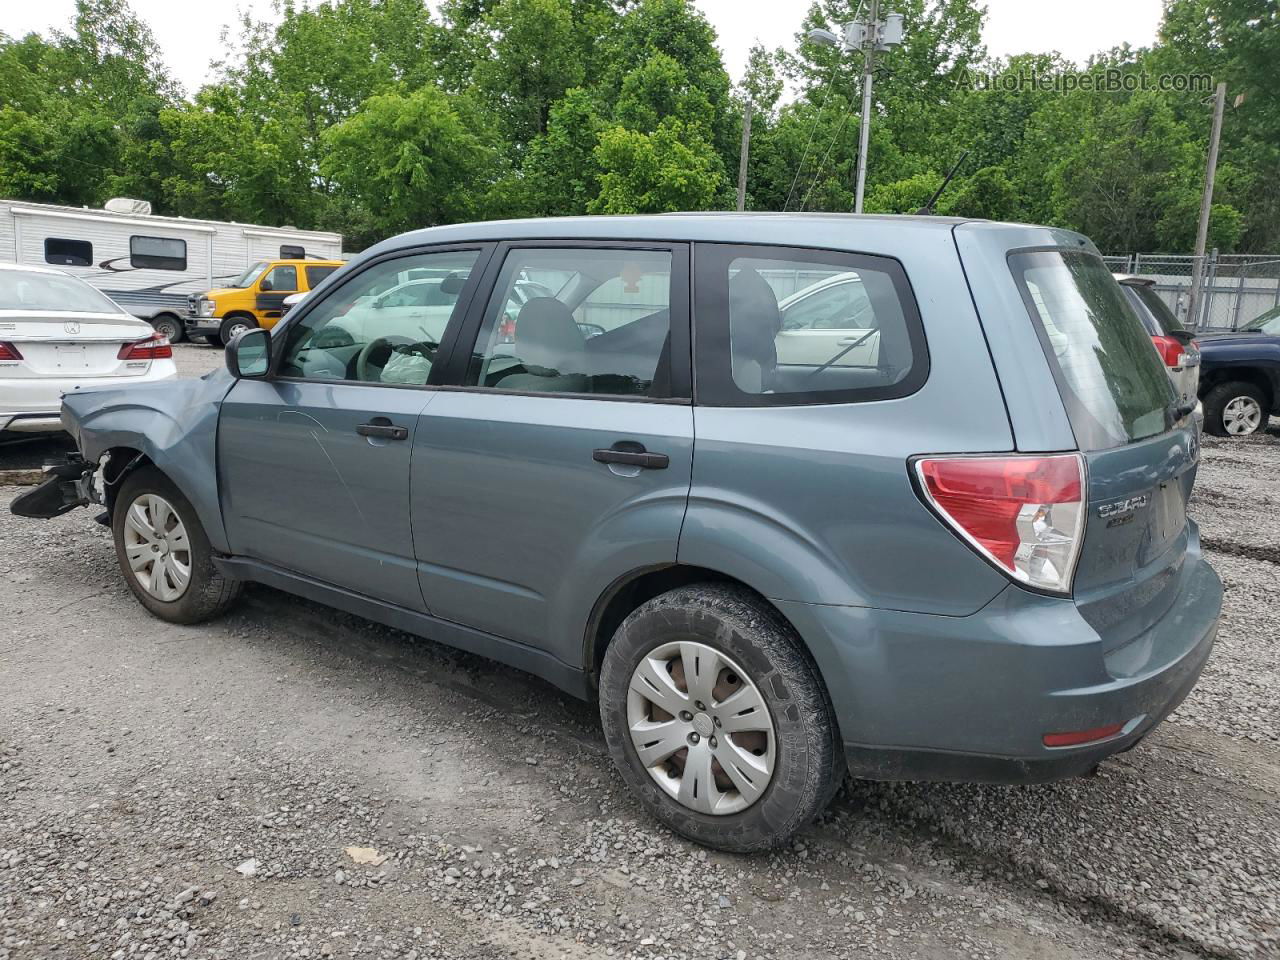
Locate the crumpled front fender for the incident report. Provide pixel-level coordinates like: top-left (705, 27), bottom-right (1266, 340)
top-left (64, 370), bottom-right (236, 553)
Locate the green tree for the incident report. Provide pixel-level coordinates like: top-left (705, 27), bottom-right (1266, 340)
top-left (322, 85), bottom-right (498, 236)
top-left (591, 119), bottom-right (723, 213)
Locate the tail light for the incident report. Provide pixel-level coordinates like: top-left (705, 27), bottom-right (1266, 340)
top-left (0, 342), bottom-right (22, 361)
top-left (1151, 334), bottom-right (1190, 368)
top-left (118, 333), bottom-right (172, 360)
top-left (915, 454), bottom-right (1086, 595)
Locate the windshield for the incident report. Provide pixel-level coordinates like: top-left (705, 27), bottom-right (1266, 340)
top-left (232, 262), bottom-right (269, 288)
top-left (1011, 251), bottom-right (1175, 450)
top-left (1243, 305), bottom-right (1280, 335)
top-left (0, 269), bottom-right (126, 314)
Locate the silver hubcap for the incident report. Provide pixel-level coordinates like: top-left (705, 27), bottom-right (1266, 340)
top-left (228, 323), bottom-right (249, 340)
top-left (123, 493), bottom-right (192, 602)
top-left (627, 641), bottom-right (775, 816)
top-left (1224, 396), bottom-right (1262, 435)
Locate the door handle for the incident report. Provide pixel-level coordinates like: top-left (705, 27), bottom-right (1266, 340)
top-left (593, 442), bottom-right (669, 470)
top-left (357, 418), bottom-right (408, 441)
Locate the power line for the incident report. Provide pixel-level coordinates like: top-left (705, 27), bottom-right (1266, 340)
top-left (799, 109), bottom-right (851, 212)
top-left (782, 61), bottom-right (841, 213)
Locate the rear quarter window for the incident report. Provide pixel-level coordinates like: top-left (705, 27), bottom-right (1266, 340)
top-left (1011, 251), bottom-right (1174, 450)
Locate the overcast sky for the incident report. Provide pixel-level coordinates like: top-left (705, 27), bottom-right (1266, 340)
top-left (7, 0), bottom-right (1165, 96)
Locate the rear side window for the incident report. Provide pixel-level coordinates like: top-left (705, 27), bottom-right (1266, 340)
top-left (693, 243), bottom-right (927, 405)
top-left (130, 235), bottom-right (186, 271)
top-left (44, 237), bottom-right (93, 267)
top-left (1011, 251), bottom-right (1174, 450)
top-left (305, 265), bottom-right (337, 288)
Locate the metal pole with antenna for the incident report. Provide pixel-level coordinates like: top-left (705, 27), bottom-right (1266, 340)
top-left (807, 6), bottom-right (903, 214)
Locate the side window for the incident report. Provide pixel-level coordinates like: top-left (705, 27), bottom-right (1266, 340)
top-left (278, 249), bottom-right (481, 385)
top-left (261, 265), bottom-right (298, 292)
top-left (304, 265), bottom-right (338, 289)
top-left (129, 235), bottom-right (186, 271)
top-left (44, 237), bottom-right (93, 267)
top-left (694, 244), bottom-right (927, 405)
top-left (280, 244), bottom-right (305, 259)
top-left (465, 248), bottom-right (673, 398)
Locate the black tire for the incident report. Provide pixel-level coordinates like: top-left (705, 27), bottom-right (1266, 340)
top-left (1203, 380), bottom-right (1268, 437)
top-left (219, 314), bottom-right (257, 346)
top-left (201, 335), bottom-right (223, 347)
top-left (112, 466), bottom-right (241, 624)
top-left (598, 584), bottom-right (843, 852)
top-left (151, 313), bottom-right (184, 343)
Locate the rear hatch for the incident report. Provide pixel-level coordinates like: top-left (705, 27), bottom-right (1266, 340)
top-left (1008, 251), bottom-right (1196, 656)
top-left (0, 311), bottom-right (158, 378)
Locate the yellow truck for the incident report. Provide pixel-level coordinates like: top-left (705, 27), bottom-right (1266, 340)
top-left (186, 258), bottom-right (344, 346)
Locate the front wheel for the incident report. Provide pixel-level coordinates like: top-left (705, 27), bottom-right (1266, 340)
top-left (1203, 381), bottom-right (1268, 437)
top-left (112, 466), bottom-right (241, 624)
top-left (598, 584), bottom-right (842, 852)
top-left (219, 314), bottom-right (257, 346)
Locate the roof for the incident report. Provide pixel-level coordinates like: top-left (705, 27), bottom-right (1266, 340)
top-left (362, 213), bottom-right (1088, 264)
top-left (0, 261), bottom-right (65, 275)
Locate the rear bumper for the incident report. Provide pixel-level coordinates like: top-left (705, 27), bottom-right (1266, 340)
top-left (0, 414), bottom-right (65, 433)
top-left (776, 529), bottom-right (1222, 785)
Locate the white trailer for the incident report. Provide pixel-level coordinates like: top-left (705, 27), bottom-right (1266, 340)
top-left (0, 198), bottom-right (342, 341)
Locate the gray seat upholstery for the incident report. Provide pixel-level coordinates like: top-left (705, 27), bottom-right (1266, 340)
top-left (728, 268), bottom-right (781, 393)
top-left (496, 297), bottom-right (589, 393)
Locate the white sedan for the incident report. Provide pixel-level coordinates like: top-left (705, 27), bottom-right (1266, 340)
top-left (0, 263), bottom-right (176, 435)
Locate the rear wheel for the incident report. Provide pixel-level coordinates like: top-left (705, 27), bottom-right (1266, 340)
top-left (1204, 381), bottom-right (1268, 437)
top-left (112, 467), bottom-right (241, 624)
top-left (150, 313), bottom-right (184, 343)
top-left (598, 584), bottom-right (842, 852)
top-left (219, 314), bottom-right (257, 346)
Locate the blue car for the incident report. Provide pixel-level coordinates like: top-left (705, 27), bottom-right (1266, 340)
top-left (1197, 305), bottom-right (1280, 436)
top-left (11, 215), bottom-right (1222, 852)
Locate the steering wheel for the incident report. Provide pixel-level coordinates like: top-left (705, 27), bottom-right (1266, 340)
top-left (356, 335), bottom-right (424, 382)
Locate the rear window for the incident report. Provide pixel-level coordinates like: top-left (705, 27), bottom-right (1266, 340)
top-left (1011, 251), bottom-right (1174, 450)
top-left (1122, 282), bottom-right (1185, 337)
top-left (0, 268), bottom-right (125, 314)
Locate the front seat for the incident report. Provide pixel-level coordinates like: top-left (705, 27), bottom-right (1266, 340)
top-left (728, 268), bottom-right (781, 393)
top-left (496, 297), bottom-right (589, 393)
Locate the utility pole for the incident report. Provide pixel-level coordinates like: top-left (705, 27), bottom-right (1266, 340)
top-left (807, 7), bottom-right (904, 214)
top-left (853, 0), bottom-right (879, 214)
top-left (1187, 81), bottom-right (1227, 330)
top-left (736, 99), bottom-right (753, 212)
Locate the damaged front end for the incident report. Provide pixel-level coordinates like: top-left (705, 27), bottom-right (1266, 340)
top-left (10, 454), bottom-right (101, 519)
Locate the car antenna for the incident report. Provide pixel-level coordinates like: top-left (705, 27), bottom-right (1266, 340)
top-left (914, 150), bottom-right (969, 215)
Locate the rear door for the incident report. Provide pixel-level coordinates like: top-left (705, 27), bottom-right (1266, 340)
top-left (410, 241), bottom-right (693, 664)
top-left (1006, 250), bottom-right (1195, 653)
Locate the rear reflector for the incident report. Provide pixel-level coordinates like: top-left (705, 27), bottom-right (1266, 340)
top-left (915, 454), bottom-right (1086, 594)
top-left (118, 332), bottom-right (172, 360)
top-left (1043, 723), bottom-right (1124, 748)
top-left (0, 342), bottom-right (22, 361)
top-left (1151, 334), bottom-right (1189, 368)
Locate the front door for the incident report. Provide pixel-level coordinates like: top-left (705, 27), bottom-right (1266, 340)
top-left (218, 246), bottom-right (489, 610)
top-left (412, 243), bottom-right (694, 664)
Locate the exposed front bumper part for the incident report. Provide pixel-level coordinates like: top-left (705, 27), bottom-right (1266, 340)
top-left (9, 455), bottom-right (97, 519)
top-left (1, 413), bottom-right (64, 433)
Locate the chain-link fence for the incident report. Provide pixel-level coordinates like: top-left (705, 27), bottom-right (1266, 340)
top-left (1104, 251), bottom-right (1280, 331)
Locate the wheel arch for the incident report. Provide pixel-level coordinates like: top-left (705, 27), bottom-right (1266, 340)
top-left (1201, 366), bottom-right (1275, 408)
top-left (583, 564), bottom-right (814, 690)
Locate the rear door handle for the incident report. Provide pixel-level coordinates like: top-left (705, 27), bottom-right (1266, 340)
top-left (593, 442), bottom-right (669, 470)
top-left (357, 418), bottom-right (408, 441)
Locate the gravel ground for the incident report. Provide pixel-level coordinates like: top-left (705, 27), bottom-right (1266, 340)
top-left (1, 412), bottom-right (1277, 958)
